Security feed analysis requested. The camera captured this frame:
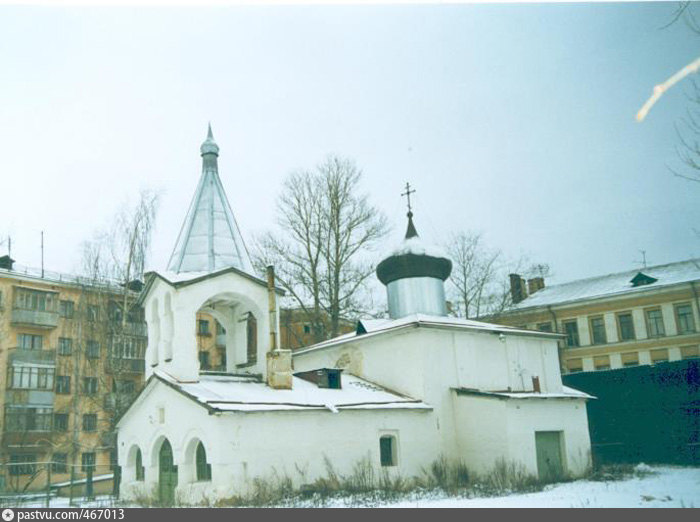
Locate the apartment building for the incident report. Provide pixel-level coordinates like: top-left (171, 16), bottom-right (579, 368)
top-left (493, 259), bottom-right (700, 374)
top-left (0, 256), bottom-right (146, 492)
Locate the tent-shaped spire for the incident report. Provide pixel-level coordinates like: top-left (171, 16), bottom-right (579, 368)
top-left (167, 125), bottom-right (253, 274)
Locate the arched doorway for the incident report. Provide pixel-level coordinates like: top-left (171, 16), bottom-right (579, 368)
top-left (158, 439), bottom-right (177, 504)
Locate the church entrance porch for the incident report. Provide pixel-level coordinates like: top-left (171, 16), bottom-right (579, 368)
top-left (535, 431), bottom-right (565, 482)
top-left (158, 439), bottom-right (178, 504)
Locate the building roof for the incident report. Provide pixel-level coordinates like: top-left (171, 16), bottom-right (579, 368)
top-left (153, 370), bottom-right (431, 413)
top-left (167, 125), bottom-right (253, 275)
top-left (509, 259), bottom-right (700, 312)
top-left (453, 385), bottom-right (594, 401)
top-left (293, 312), bottom-right (562, 356)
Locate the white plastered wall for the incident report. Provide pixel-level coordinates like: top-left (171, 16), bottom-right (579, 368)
top-left (143, 272), bottom-right (274, 381)
top-left (117, 380), bottom-right (438, 503)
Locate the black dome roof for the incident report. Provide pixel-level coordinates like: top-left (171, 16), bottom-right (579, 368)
top-left (376, 213), bottom-right (452, 286)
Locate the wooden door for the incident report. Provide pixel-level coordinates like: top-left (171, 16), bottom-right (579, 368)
top-left (158, 439), bottom-right (178, 504)
top-left (535, 431), bottom-right (564, 482)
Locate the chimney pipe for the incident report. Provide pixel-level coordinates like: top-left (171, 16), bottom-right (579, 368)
top-left (509, 273), bottom-right (528, 304)
top-left (266, 266), bottom-right (292, 389)
top-left (527, 277), bottom-right (545, 295)
top-left (266, 265), bottom-right (278, 352)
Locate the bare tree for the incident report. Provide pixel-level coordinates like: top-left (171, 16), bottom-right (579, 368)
top-left (446, 232), bottom-right (501, 319)
top-left (67, 189), bottom-right (159, 487)
top-left (253, 156), bottom-right (389, 341)
top-left (446, 231), bottom-right (550, 319)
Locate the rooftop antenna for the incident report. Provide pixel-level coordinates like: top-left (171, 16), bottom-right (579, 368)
top-left (8, 236), bottom-right (10, 258)
top-left (41, 231), bottom-right (44, 278)
top-left (637, 249), bottom-right (648, 268)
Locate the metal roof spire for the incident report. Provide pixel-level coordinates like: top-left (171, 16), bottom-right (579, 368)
top-left (401, 182), bottom-right (418, 239)
top-left (167, 124), bottom-right (253, 274)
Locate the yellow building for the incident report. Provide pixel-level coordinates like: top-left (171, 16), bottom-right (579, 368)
top-left (493, 259), bottom-right (700, 374)
top-left (279, 307), bottom-right (355, 351)
top-left (0, 256), bottom-right (146, 493)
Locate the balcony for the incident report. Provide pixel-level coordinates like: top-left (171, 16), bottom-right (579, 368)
top-left (11, 308), bottom-right (59, 329)
top-left (108, 321), bottom-right (147, 337)
top-left (9, 349), bottom-right (56, 366)
top-left (105, 358), bottom-right (145, 374)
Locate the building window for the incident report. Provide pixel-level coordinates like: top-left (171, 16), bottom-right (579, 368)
top-left (593, 355), bottom-right (610, 371)
top-left (82, 377), bottom-right (98, 395)
top-left (195, 442), bottom-right (212, 481)
top-left (81, 452), bottom-right (96, 472)
top-left (563, 321), bottom-right (579, 347)
top-left (197, 319), bottom-right (210, 336)
top-left (247, 313), bottom-right (257, 363)
top-left (58, 337), bottom-right (73, 356)
top-left (17, 333), bottom-right (42, 350)
top-left (82, 414), bottom-right (97, 432)
top-left (135, 448), bottom-right (144, 481)
top-left (52, 453), bottom-right (68, 474)
top-left (303, 324), bottom-right (311, 334)
top-left (566, 358), bottom-right (583, 373)
top-left (54, 413), bottom-right (69, 432)
top-left (621, 352), bottom-right (639, 367)
top-left (675, 304), bottom-right (696, 335)
top-left (86, 341), bottom-right (100, 359)
top-left (589, 317), bottom-right (607, 345)
top-left (536, 322), bottom-right (553, 332)
top-left (681, 345), bottom-right (699, 359)
top-left (645, 309), bottom-right (665, 338)
top-left (87, 305), bottom-right (99, 322)
top-left (650, 348), bottom-right (669, 364)
top-left (9, 366), bottom-right (54, 390)
top-left (56, 376), bottom-right (71, 394)
top-left (5, 407), bottom-right (53, 432)
top-left (59, 300), bottom-right (74, 319)
top-left (14, 289), bottom-right (57, 312)
top-left (9, 454), bottom-right (36, 476)
top-left (379, 435), bottom-right (397, 467)
top-left (617, 313), bottom-right (635, 342)
top-left (198, 352), bottom-right (210, 371)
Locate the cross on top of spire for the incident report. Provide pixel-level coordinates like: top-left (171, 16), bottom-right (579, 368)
top-left (401, 182), bottom-right (416, 217)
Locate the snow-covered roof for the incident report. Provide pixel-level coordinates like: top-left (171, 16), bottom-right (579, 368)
top-left (155, 370), bottom-right (431, 413)
top-left (167, 125), bottom-right (253, 275)
top-left (453, 385), bottom-right (594, 400)
top-left (294, 313), bottom-right (562, 356)
top-left (510, 259), bottom-right (700, 312)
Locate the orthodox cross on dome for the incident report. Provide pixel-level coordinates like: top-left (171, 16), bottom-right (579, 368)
top-left (400, 182), bottom-right (418, 239)
top-left (401, 182), bottom-right (416, 216)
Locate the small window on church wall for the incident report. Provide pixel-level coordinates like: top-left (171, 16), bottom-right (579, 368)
top-left (135, 448), bottom-right (144, 481)
top-left (196, 442), bottom-right (212, 481)
top-left (247, 314), bottom-right (257, 363)
top-left (379, 435), bottom-right (397, 467)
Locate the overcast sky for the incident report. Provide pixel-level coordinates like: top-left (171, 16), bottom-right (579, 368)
top-left (1, 3), bottom-right (699, 286)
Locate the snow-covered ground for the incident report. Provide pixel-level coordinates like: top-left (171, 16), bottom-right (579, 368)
top-left (373, 466), bottom-right (700, 508)
top-left (8, 465), bottom-right (700, 508)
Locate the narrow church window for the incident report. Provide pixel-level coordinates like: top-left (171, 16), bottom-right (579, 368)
top-left (247, 313), bottom-right (257, 363)
top-left (379, 435), bottom-right (397, 467)
top-left (135, 448), bottom-right (144, 481)
top-left (195, 442), bottom-right (212, 481)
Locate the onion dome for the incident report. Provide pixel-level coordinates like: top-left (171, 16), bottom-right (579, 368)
top-left (200, 122), bottom-right (220, 156)
top-left (376, 210), bottom-right (452, 319)
top-left (377, 212), bottom-right (452, 285)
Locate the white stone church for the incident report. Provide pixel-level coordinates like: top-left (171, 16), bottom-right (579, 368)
top-left (116, 127), bottom-right (593, 503)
